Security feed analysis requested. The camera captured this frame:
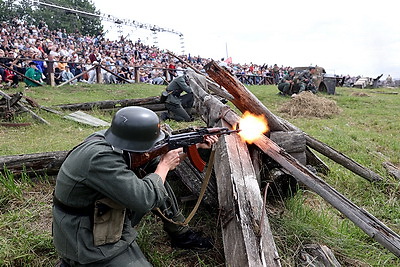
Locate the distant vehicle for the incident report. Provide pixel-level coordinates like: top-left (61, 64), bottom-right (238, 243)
top-left (353, 74), bottom-right (383, 89)
top-left (293, 66), bottom-right (336, 94)
top-left (353, 77), bottom-right (371, 89)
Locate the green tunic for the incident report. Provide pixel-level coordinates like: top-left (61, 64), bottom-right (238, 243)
top-left (165, 76), bottom-right (194, 121)
top-left (52, 131), bottom-right (168, 265)
top-left (24, 67), bottom-right (42, 87)
top-left (165, 75), bottom-right (192, 105)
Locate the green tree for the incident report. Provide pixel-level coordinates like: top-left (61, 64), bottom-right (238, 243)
top-left (0, 0), bottom-right (103, 36)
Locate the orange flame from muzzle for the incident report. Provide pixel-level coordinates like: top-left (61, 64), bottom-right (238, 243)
top-left (237, 111), bottom-right (269, 144)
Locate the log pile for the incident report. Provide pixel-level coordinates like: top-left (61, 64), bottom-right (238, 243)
top-left (187, 62), bottom-right (400, 261)
top-left (1, 58), bottom-right (400, 265)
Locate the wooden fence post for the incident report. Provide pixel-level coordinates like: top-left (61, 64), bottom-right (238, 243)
top-left (95, 64), bottom-right (102, 84)
top-left (46, 59), bottom-right (55, 86)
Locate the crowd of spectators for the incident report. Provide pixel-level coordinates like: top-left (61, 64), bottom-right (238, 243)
top-left (0, 18), bottom-right (339, 88)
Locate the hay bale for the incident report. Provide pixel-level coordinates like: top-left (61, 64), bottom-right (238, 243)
top-left (278, 92), bottom-right (342, 118)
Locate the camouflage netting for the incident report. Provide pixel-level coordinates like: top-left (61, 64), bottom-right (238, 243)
top-left (278, 91), bottom-right (342, 118)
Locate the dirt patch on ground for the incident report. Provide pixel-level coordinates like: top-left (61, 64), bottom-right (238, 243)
top-left (278, 92), bottom-right (342, 118)
top-left (351, 92), bottom-right (370, 97)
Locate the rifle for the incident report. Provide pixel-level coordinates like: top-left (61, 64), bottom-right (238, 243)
top-left (127, 127), bottom-right (240, 172)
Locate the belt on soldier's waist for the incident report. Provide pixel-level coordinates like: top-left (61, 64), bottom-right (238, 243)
top-left (53, 195), bottom-right (94, 216)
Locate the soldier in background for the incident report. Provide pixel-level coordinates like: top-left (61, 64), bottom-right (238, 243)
top-left (298, 66), bottom-right (317, 94)
top-left (386, 74), bottom-right (393, 87)
top-left (160, 74), bottom-right (194, 122)
top-left (277, 68), bottom-right (296, 96)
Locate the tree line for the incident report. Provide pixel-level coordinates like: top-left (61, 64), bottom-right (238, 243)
top-left (0, 0), bottom-right (103, 36)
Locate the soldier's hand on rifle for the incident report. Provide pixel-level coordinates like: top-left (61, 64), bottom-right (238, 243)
top-left (196, 135), bottom-right (219, 149)
top-left (155, 148), bottom-right (183, 182)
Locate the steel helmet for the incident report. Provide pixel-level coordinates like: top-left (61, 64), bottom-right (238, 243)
top-left (104, 106), bottom-right (165, 152)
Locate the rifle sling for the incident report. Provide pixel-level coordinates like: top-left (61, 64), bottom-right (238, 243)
top-left (154, 146), bottom-right (216, 226)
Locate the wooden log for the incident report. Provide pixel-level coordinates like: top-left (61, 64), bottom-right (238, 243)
top-left (54, 96), bottom-right (163, 111)
top-left (198, 63), bottom-right (329, 173)
top-left (270, 131), bottom-right (306, 165)
top-left (219, 108), bottom-right (400, 258)
top-left (203, 60), bottom-right (288, 132)
top-left (383, 162), bottom-right (400, 180)
top-left (173, 158), bottom-right (218, 207)
top-left (204, 60), bottom-right (384, 182)
top-left (0, 90), bottom-right (49, 125)
top-left (0, 151), bottom-right (68, 177)
top-left (214, 119), bottom-right (281, 267)
top-left (304, 135), bottom-right (383, 182)
top-left (298, 244), bottom-right (341, 267)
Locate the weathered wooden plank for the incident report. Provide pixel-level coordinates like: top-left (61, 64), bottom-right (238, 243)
top-left (214, 120), bottom-right (281, 267)
top-left (186, 70), bottom-right (281, 266)
top-left (63, 111), bottom-right (110, 127)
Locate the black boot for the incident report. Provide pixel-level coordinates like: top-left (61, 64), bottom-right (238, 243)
top-left (160, 112), bottom-right (169, 121)
top-left (170, 229), bottom-right (213, 250)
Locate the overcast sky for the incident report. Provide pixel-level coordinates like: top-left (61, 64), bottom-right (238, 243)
top-left (93, 0), bottom-right (399, 78)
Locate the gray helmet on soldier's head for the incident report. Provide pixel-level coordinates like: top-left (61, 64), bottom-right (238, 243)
top-left (104, 106), bottom-right (166, 152)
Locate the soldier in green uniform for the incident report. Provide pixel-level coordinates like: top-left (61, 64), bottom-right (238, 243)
top-left (53, 106), bottom-right (217, 266)
top-left (161, 74), bottom-right (194, 122)
top-left (298, 66), bottom-right (317, 94)
top-left (277, 69), bottom-right (296, 96)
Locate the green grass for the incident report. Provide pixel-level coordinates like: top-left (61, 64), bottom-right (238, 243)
top-left (1, 83), bottom-right (400, 266)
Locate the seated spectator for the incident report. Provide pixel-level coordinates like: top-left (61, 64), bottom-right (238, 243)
top-left (4, 67), bottom-right (19, 87)
top-left (57, 56), bottom-right (68, 71)
top-left (24, 62), bottom-right (42, 87)
top-left (151, 63), bottom-right (165, 85)
top-left (61, 65), bottom-right (76, 85)
top-left (54, 67), bottom-right (63, 85)
top-left (0, 49), bottom-right (6, 80)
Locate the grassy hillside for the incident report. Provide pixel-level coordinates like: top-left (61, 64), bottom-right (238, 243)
top-left (0, 83), bottom-right (399, 266)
